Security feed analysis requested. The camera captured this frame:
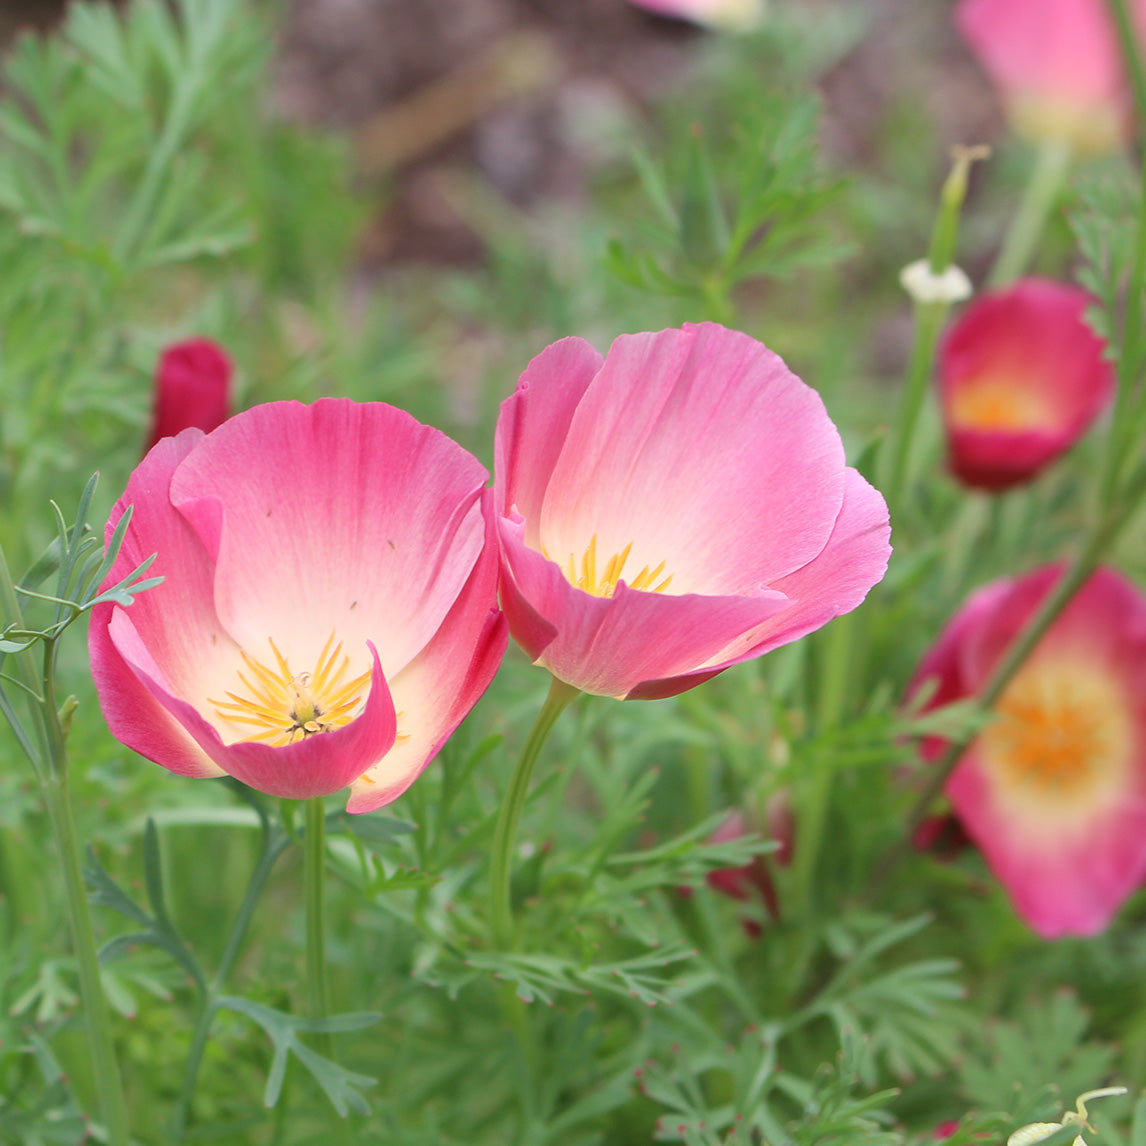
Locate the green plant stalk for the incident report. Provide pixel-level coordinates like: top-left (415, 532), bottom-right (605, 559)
top-left (37, 638), bottom-right (131, 1146)
top-left (489, 677), bottom-right (578, 951)
top-left (988, 140), bottom-right (1072, 287)
top-left (305, 796), bottom-right (332, 1059)
top-left (883, 299), bottom-right (947, 513)
top-left (172, 828), bottom-right (290, 1141)
top-left (1101, 0), bottom-right (1146, 506)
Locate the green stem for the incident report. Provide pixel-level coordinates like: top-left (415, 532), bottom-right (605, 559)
top-left (38, 644), bottom-right (130, 1146)
top-left (489, 677), bottom-right (578, 951)
top-left (882, 300), bottom-right (947, 512)
top-left (171, 829), bottom-right (289, 1142)
top-left (988, 140), bottom-right (1072, 288)
top-left (304, 797), bottom-right (332, 1057)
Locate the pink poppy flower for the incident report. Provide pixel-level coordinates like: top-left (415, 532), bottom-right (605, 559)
top-left (145, 338), bottom-right (233, 454)
top-left (957, 0), bottom-right (1146, 154)
top-left (909, 564), bottom-right (1146, 937)
top-left (91, 399), bottom-right (506, 811)
top-left (938, 279), bottom-right (1114, 491)
top-left (494, 323), bottom-right (891, 699)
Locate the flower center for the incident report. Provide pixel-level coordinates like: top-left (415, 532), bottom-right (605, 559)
top-left (982, 661), bottom-right (1128, 797)
top-left (948, 378), bottom-right (1055, 432)
top-left (211, 633), bottom-right (371, 747)
top-left (553, 534), bottom-right (673, 598)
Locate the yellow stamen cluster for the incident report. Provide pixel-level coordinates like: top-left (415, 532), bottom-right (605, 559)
top-left (949, 379), bottom-right (1051, 432)
top-left (557, 533), bottom-right (673, 598)
top-left (212, 633), bottom-right (371, 747)
top-left (987, 665), bottom-right (1123, 795)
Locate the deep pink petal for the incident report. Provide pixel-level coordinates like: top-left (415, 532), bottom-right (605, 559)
top-left (499, 515), bottom-right (792, 698)
top-left (110, 612), bottom-right (398, 800)
top-left (538, 324), bottom-right (846, 596)
top-left (169, 399), bottom-right (488, 681)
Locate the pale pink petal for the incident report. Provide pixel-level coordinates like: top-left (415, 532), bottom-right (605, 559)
top-left (170, 399), bottom-right (488, 681)
top-left (347, 495), bottom-right (508, 812)
top-left (109, 612), bottom-right (398, 800)
top-left (499, 515), bottom-right (792, 698)
top-left (538, 324), bottom-right (846, 596)
top-left (685, 468), bottom-right (891, 674)
top-left (495, 336), bottom-right (604, 547)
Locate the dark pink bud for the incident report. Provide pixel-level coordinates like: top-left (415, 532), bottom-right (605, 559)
top-left (145, 338), bottom-right (233, 454)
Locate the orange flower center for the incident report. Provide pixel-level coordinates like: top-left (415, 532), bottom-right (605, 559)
top-left (982, 659), bottom-right (1130, 800)
top-left (552, 533), bottom-right (674, 598)
top-left (948, 379), bottom-right (1053, 432)
top-left (211, 632), bottom-right (371, 747)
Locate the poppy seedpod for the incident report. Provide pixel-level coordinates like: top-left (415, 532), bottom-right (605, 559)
top-left (957, 0), bottom-right (1146, 155)
top-left (493, 323), bottom-right (891, 699)
top-left (938, 279), bottom-right (1114, 491)
top-left (909, 565), bottom-right (1146, 938)
top-left (145, 338), bottom-right (234, 454)
top-left (90, 399), bottom-right (506, 811)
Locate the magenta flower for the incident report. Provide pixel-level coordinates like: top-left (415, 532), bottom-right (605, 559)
top-left (938, 279), bottom-right (1114, 491)
top-left (494, 323), bottom-right (891, 699)
top-left (910, 565), bottom-right (1146, 937)
top-left (957, 0), bottom-right (1146, 154)
top-left (145, 338), bottom-right (233, 454)
top-left (91, 399), bottom-right (506, 811)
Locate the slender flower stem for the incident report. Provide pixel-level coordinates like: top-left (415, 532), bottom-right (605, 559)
top-left (172, 827), bottom-right (289, 1142)
top-left (304, 797), bottom-right (332, 1057)
top-left (37, 639), bottom-right (131, 1146)
top-left (988, 140), bottom-right (1072, 288)
top-left (489, 677), bottom-right (578, 951)
top-left (883, 299), bottom-right (947, 513)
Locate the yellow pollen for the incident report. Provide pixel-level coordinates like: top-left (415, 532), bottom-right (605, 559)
top-left (948, 379), bottom-right (1053, 432)
top-left (553, 533), bottom-right (674, 598)
top-left (982, 662), bottom-right (1127, 797)
top-left (211, 632), bottom-right (371, 747)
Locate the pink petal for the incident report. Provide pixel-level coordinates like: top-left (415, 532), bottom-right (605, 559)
top-left (495, 336), bottom-right (604, 548)
top-left (347, 495), bottom-right (509, 812)
top-left (89, 431), bottom-right (234, 779)
top-left (499, 514), bottom-right (792, 699)
top-left (169, 399), bottom-right (489, 682)
top-left (538, 324), bottom-right (846, 596)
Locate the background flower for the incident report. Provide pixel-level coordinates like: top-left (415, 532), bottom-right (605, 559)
top-left (91, 399), bottom-right (506, 810)
top-left (938, 279), bottom-right (1114, 490)
top-left (145, 338), bottom-right (234, 454)
top-left (909, 565), bottom-right (1146, 937)
top-left (957, 0), bottom-right (1146, 154)
top-left (494, 323), bottom-right (891, 699)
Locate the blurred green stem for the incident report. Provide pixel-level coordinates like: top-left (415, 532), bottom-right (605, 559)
top-left (988, 140), bottom-right (1071, 287)
top-left (489, 677), bottom-right (578, 950)
top-left (0, 540), bottom-right (130, 1145)
top-left (305, 796), bottom-right (333, 1058)
top-left (172, 823), bottom-right (289, 1141)
top-left (882, 299), bottom-right (946, 512)
top-left (38, 642), bottom-right (132, 1146)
